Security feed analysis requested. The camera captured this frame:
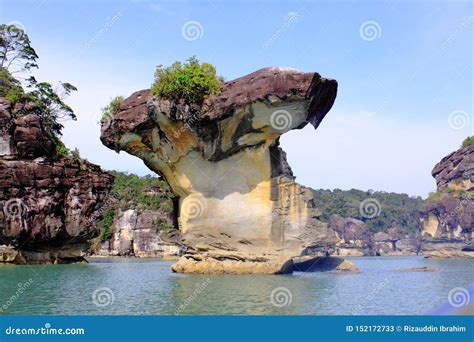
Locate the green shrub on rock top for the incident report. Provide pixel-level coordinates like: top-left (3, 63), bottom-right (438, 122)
top-left (151, 56), bottom-right (223, 104)
top-left (100, 96), bottom-right (124, 123)
top-left (462, 136), bottom-right (474, 148)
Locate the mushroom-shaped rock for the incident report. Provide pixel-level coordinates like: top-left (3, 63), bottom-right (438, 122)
top-left (101, 67), bottom-right (339, 274)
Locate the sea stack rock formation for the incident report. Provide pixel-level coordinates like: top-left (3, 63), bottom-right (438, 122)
top-left (0, 98), bottom-right (113, 264)
top-left (101, 67), bottom-right (339, 274)
top-left (419, 144), bottom-right (473, 258)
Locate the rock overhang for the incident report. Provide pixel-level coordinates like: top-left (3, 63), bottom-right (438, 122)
top-left (101, 67), bottom-right (338, 153)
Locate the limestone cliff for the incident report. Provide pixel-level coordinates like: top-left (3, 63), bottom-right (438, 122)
top-left (92, 176), bottom-right (181, 258)
top-left (419, 144), bottom-right (473, 258)
top-left (0, 98), bottom-right (113, 264)
top-left (101, 67), bottom-right (339, 274)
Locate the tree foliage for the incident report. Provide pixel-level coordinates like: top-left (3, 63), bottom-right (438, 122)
top-left (462, 136), bottom-right (474, 148)
top-left (151, 56), bottom-right (223, 104)
top-left (97, 171), bottom-right (176, 241)
top-left (311, 188), bottom-right (423, 234)
top-left (0, 24), bottom-right (77, 139)
top-left (0, 24), bottom-right (38, 75)
top-left (100, 96), bottom-right (123, 122)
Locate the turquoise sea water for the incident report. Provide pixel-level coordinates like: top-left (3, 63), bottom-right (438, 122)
top-left (0, 256), bottom-right (472, 315)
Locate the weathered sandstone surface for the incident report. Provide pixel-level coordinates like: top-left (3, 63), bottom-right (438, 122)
top-left (93, 185), bottom-right (180, 259)
top-left (0, 98), bottom-right (113, 264)
top-left (101, 67), bottom-right (339, 274)
top-left (419, 144), bottom-right (473, 258)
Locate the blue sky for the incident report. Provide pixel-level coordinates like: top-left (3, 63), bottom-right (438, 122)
top-left (1, 0), bottom-right (472, 197)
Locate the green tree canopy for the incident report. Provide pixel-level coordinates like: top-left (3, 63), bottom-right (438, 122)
top-left (151, 56), bottom-right (223, 104)
top-left (462, 136), bottom-right (474, 148)
top-left (0, 23), bottom-right (77, 139)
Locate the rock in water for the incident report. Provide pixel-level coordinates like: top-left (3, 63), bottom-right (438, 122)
top-left (101, 67), bottom-right (339, 274)
top-left (0, 98), bottom-right (113, 264)
top-left (293, 256), bottom-right (358, 272)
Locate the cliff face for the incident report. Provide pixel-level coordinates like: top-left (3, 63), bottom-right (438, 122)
top-left (0, 98), bottom-right (113, 264)
top-left (419, 144), bottom-right (473, 258)
top-left (93, 181), bottom-right (181, 258)
top-left (96, 208), bottom-right (179, 258)
top-left (101, 67), bottom-right (339, 274)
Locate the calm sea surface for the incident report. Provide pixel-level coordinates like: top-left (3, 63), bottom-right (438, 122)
top-left (0, 256), bottom-right (472, 315)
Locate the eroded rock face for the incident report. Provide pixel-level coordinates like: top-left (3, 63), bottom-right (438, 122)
top-left (95, 208), bottom-right (180, 259)
top-left (0, 98), bottom-right (113, 264)
top-left (101, 67), bottom-right (339, 274)
top-left (419, 144), bottom-right (473, 258)
top-left (329, 214), bottom-right (420, 256)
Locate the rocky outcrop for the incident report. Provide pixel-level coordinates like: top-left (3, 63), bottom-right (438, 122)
top-left (432, 144), bottom-right (474, 191)
top-left (95, 208), bottom-right (179, 258)
top-left (330, 214), bottom-right (420, 256)
top-left (101, 67), bottom-right (339, 274)
top-left (0, 98), bottom-right (113, 264)
top-left (330, 215), bottom-right (372, 256)
top-left (96, 209), bottom-right (179, 258)
top-left (419, 144), bottom-right (473, 258)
